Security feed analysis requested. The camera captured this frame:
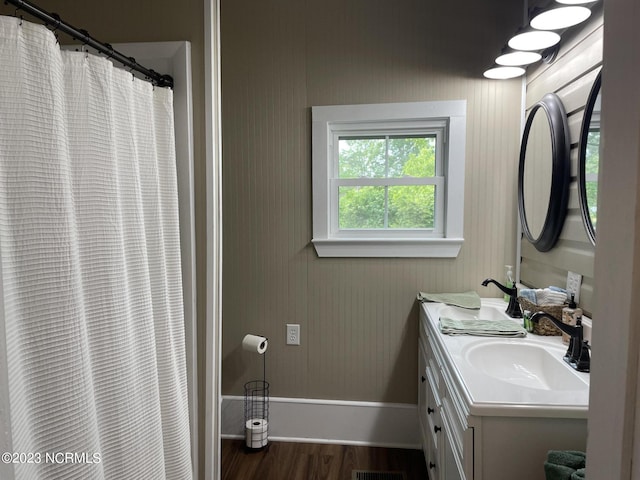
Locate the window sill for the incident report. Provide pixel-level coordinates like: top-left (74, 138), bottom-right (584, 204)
top-left (311, 238), bottom-right (464, 258)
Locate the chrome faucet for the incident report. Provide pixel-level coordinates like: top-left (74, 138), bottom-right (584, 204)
top-left (481, 278), bottom-right (522, 318)
top-left (529, 312), bottom-right (590, 372)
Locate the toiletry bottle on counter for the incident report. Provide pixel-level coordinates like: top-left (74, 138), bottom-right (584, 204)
top-left (504, 265), bottom-right (514, 303)
top-left (523, 310), bottom-right (533, 333)
top-left (561, 294), bottom-right (582, 345)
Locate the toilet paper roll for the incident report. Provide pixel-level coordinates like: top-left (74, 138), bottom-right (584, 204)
top-left (242, 334), bottom-right (268, 354)
top-left (245, 418), bottom-right (268, 449)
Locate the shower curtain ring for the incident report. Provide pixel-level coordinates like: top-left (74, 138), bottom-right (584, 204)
top-left (49, 13), bottom-right (62, 43)
top-left (104, 43), bottom-right (114, 59)
top-left (51, 13), bottom-right (61, 32)
top-left (127, 57), bottom-right (136, 81)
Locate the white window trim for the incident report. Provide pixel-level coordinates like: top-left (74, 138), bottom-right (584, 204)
top-left (311, 100), bottom-right (466, 258)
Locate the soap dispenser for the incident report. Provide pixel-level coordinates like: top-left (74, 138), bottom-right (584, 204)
top-left (561, 294), bottom-right (582, 345)
top-left (504, 265), bottom-right (514, 303)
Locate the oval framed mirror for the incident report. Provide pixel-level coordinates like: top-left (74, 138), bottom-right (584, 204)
top-left (518, 93), bottom-right (570, 252)
top-left (578, 70), bottom-right (601, 246)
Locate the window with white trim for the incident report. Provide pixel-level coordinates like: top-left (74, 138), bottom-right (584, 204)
top-left (312, 100), bottom-right (466, 257)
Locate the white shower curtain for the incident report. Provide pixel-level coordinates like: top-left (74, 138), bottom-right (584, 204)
top-left (0, 16), bottom-right (192, 480)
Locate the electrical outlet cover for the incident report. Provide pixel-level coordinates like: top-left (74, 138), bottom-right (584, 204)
top-left (286, 324), bottom-right (300, 345)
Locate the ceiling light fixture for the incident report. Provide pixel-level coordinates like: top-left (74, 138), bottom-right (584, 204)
top-left (483, 66), bottom-right (526, 80)
top-left (496, 51), bottom-right (542, 67)
top-left (483, 0), bottom-right (597, 80)
top-left (507, 30), bottom-right (561, 51)
top-left (530, 6), bottom-right (592, 30)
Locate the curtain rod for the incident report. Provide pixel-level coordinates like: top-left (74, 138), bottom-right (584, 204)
top-left (4, 0), bottom-right (174, 89)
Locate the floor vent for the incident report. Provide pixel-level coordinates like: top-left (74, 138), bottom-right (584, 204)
top-left (351, 471), bottom-right (407, 480)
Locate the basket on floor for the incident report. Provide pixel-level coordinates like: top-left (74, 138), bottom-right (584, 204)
top-left (517, 297), bottom-right (565, 336)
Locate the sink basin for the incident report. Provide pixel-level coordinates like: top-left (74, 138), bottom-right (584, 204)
top-left (462, 341), bottom-right (588, 391)
top-left (422, 298), bottom-right (589, 414)
top-left (439, 305), bottom-right (509, 321)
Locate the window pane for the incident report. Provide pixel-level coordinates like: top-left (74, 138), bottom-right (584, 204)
top-left (338, 186), bottom-right (385, 228)
top-left (338, 137), bottom-right (386, 178)
top-left (388, 136), bottom-right (436, 178)
top-left (388, 185), bottom-right (436, 229)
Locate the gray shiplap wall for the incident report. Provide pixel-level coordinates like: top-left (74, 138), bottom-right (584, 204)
top-left (520, 4), bottom-right (603, 316)
top-left (221, 0), bottom-right (524, 403)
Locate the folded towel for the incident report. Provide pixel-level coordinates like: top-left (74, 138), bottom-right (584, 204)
top-left (571, 468), bottom-right (586, 480)
top-left (547, 451), bottom-right (586, 470)
top-left (439, 317), bottom-right (527, 337)
top-left (544, 451), bottom-right (586, 480)
top-left (549, 286), bottom-right (568, 295)
top-left (536, 288), bottom-right (568, 306)
top-left (519, 288), bottom-right (538, 304)
top-left (417, 291), bottom-right (481, 309)
top-left (544, 463), bottom-right (578, 480)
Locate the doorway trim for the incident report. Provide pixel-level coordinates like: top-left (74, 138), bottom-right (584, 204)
top-left (204, 0), bottom-right (223, 479)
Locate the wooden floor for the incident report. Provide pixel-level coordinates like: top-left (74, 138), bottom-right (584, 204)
top-left (221, 439), bottom-right (428, 480)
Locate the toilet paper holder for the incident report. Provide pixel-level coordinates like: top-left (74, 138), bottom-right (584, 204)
top-left (243, 333), bottom-right (269, 449)
top-left (244, 379), bottom-right (269, 450)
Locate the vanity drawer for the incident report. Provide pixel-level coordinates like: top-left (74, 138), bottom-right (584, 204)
top-left (426, 399), bottom-right (443, 449)
top-left (418, 340), bottom-right (428, 426)
top-left (426, 366), bottom-right (441, 408)
top-left (426, 442), bottom-right (441, 480)
top-left (442, 395), bottom-right (464, 457)
top-left (426, 334), bottom-right (445, 399)
top-left (441, 367), bottom-right (468, 457)
top-left (425, 447), bottom-right (442, 480)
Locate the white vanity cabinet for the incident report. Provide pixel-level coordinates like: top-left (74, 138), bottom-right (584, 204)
top-left (419, 314), bottom-right (468, 480)
top-left (418, 301), bottom-right (588, 480)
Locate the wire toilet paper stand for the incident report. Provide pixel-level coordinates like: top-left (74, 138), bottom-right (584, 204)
top-left (243, 334), bottom-right (269, 449)
top-left (244, 379), bottom-right (269, 449)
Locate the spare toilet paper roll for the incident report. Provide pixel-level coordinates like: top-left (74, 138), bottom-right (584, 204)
top-left (245, 418), bottom-right (268, 449)
top-left (242, 334), bottom-right (268, 354)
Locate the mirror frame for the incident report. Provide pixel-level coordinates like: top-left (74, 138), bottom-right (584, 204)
top-left (518, 93), bottom-right (571, 252)
top-left (578, 70), bottom-right (601, 246)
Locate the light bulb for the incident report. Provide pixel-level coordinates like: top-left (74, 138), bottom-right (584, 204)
top-left (508, 31), bottom-right (561, 51)
top-left (556, 0), bottom-right (597, 4)
top-left (483, 66), bottom-right (526, 80)
top-left (496, 51), bottom-right (542, 66)
top-left (531, 6), bottom-right (592, 30)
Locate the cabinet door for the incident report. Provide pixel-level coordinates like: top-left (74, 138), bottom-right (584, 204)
top-left (418, 340), bottom-right (428, 431)
top-left (426, 403), bottom-right (444, 479)
top-left (426, 441), bottom-right (441, 480)
top-left (441, 412), bottom-right (465, 480)
top-left (420, 339), bottom-right (442, 478)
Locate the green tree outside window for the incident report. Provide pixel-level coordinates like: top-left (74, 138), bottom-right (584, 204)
top-left (338, 136), bottom-right (438, 229)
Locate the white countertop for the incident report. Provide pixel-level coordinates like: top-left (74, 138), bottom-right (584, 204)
top-left (421, 298), bottom-right (590, 418)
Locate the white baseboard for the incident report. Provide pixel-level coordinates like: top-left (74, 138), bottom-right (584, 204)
top-left (221, 396), bottom-right (421, 449)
